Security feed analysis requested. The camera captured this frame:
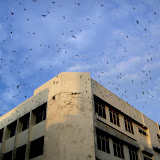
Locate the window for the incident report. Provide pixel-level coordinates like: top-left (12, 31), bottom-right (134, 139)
top-left (3, 150), bottom-right (13, 160)
top-left (29, 136), bottom-right (44, 159)
top-left (94, 96), bottom-right (106, 119)
top-left (124, 117), bottom-right (134, 134)
top-left (109, 108), bottom-right (120, 126)
top-left (8, 121), bottom-right (17, 138)
top-left (96, 128), bottom-right (110, 154)
top-left (20, 113), bottom-right (30, 131)
top-left (33, 103), bottom-right (47, 124)
top-left (139, 128), bottom-right (147, 136)
top-left (0, 128), bottom-right (4, 143)
top-left (15, 144), bottom-right (26, 160)
top-left (113, 139), bottom-right (124, 159)
top-left (129, 147), bottom-right (138, 160)
top-left (144, 156), bottom-right (152, 160)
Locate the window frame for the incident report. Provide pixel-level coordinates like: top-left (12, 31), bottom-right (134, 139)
top-left (33, 103), bottom-right (47, 125)
top-left (124, 117), bottom-right (134, 134)
top-left (96, 128), bottom-right (110, 154)
top-left (94, 96), bottom-right (106, 119)
top-left (129, 147), bottom-right (138, 160)
top-left (113, 139), bottom-right (124, 159)
top-left (109, 108), bottom-right (120, 126)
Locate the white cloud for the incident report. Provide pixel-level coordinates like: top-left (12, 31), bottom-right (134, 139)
top-left (143, 61), bottom-right (160, 71)
top-left (66, 64), bottom-right (91, 72)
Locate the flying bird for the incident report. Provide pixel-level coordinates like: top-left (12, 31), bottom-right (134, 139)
top-left (72, 36), bottom-right (76, 39)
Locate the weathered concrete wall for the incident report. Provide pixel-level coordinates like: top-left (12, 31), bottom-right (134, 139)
top-left (143, 115), bottom-right (160, 160)
top-left (91, 79), bottom-right (144, 125)
top-left (44, 72), bottom-right (96, 160)
top-left (0, 89), bottom-right (48, 128)
top-left (91, 78), bottom-right (160, 160)
top-left (0, 88), bottom-right (48, 159)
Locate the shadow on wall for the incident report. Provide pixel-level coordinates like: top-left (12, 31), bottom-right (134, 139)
top-left (44, 92), bottom-right (96, 160)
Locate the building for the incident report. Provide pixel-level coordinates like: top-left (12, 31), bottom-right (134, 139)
top-left (0, 72), bottom-right (159, 160)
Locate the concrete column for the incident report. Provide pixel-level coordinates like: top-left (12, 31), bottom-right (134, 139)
top-left (0, 127), bottom-right (7, 160)
top-left (137, 150), bottom-right (142, 160)
top-left (25, 112), bottom-right (35, 160)
top-left (12, 119), bottom-right (21, 160)
top-left (123, 145), bottom-right (130, 160)
top-left (109, 138), bottom-right (113, 156)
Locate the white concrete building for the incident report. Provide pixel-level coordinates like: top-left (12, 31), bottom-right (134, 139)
top-left (0, 72), bottom-right (159, 160)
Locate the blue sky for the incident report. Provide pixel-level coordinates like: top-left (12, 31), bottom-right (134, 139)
top-left (0, 0), bottom-right (160, 123)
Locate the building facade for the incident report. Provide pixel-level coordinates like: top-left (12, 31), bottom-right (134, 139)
top-left (0, 72), bottom-right (159, 160)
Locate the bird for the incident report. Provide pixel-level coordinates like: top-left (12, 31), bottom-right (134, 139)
top-left (42, 15), bottom-right (47, 17)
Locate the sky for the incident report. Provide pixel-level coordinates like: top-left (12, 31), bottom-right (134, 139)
top-left (0, 0), bottom-right (160, 123)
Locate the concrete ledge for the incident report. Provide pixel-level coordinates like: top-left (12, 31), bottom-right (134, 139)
top-left (95, 120), bottom-right (139, 149)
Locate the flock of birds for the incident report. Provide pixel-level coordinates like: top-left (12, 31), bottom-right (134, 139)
top-left (0, 0), bottom-right (159, 122)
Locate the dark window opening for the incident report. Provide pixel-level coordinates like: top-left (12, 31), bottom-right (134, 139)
top-left (0, 128), bottom-right (4, 143)
top-left (15, 144), bottom-right (26, 160)
top-left (29, 136), bottom-right (44, 159)
top-left (144, 156), bottom-right (152, 160)
top-left (113, 139), bottom-right (124, 159)
top-left (96, 128), bottom-right (110, 154)
top-left (94, 96), bottom-right (106, 119)
top-left (157, 134), bottom-right (160, 143)
top-left (124, 117), bottom-right (134, 134)
top-left (129, 146), bottom-right (138, 160)
top-left (139, 128), bottom-right (147, 136)
top-left (33, 103), bottom-right (47, 124)
top-left (109, 108), bottom-right (120, 126)
top-left (3, 150), bottom-right (13, 160)
top-left (20, 113), bottom-right (30, 131)
top-left (8, 121), bottom-right (17, 138)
